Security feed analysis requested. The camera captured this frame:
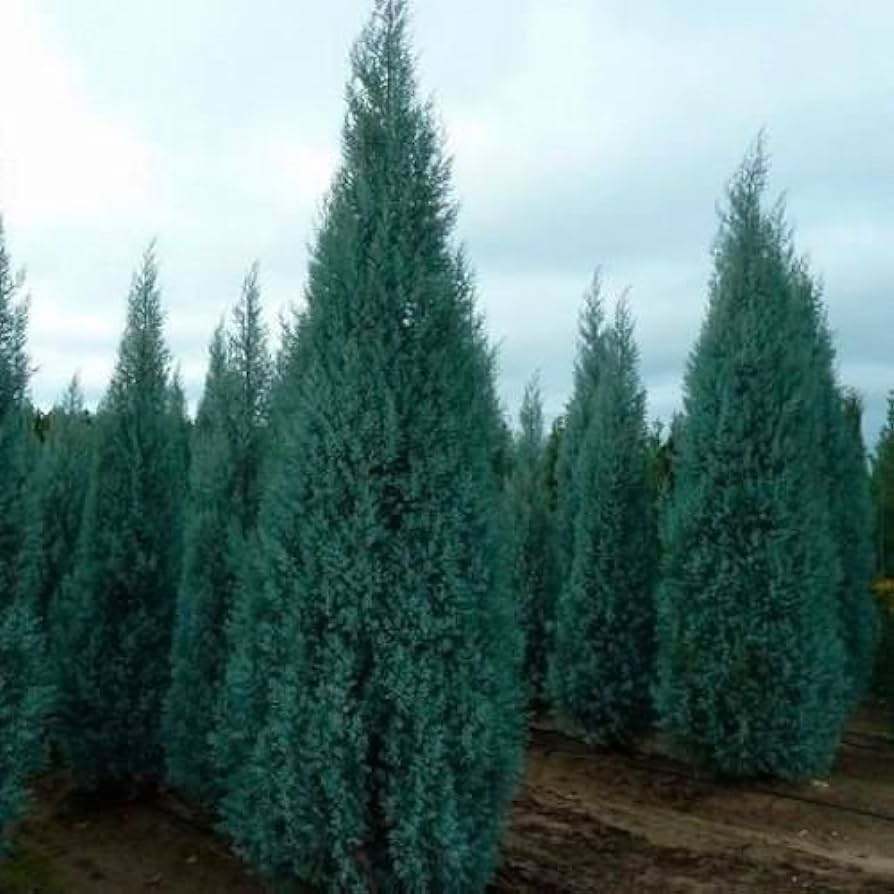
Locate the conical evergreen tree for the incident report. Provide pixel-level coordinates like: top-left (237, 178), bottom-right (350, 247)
top-left (550, 300), bottom-right (657, 744)
top-left (872, 393), bottom-right (894, 579)
top-left (554, 273), bottom-right (607, 586)
top-left (0, 219), bottom-right (52, 849)
top-left (165, 265), bottom-right (271, 802)
top-left (216, 3), bottom-right (523, 889)
top-left (20, 378), bottom-right (93, 633)
top-left (656, 145), bottom-right (849, 780)
top-left (507, 376), bottom-right (556, 702)
top-left (871, 397), bottom-right (894, 710)
top-left (56, 246), bottom-right (187, 793)
top-left (830, 386), bottom-right (876, 706)
top-left (788, 265), bottom-right (876, 709)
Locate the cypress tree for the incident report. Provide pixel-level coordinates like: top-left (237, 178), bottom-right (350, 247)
top-left (507, 376), bottom-right (556, 702)
top-left (216, 3), bottom-right (523, 889)
top-left (656, 145), bottom-right (849, 780)
top-left (20, 378), bottom-right (93, 632)
top-left (56, 246), bottom-right (186, 794)
top-left (831, 386), bottom-right (876, 706)
top-left (871, 397), bottom-right (894, 709)
top-left (0, 219), bottom-right (52, 849)
top-left (789, 265), bottom-right (876, 708)
top-left (165, 265), bottom-right (271, 802)
top-left (554, 273), bottom-right (607, 586)
top-left (549, 300), bottom-right (657, 744)
top-left (873, 393), bottom-right (894, 579)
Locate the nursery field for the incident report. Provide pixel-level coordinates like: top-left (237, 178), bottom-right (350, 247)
top-left (4, 708), bottom-right (893, 894)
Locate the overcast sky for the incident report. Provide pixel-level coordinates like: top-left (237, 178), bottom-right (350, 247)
top-left (0, 0), bottom-right (891, 440)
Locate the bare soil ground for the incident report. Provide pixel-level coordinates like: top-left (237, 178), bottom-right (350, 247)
top-left (3, 708), bottom-right (893, 893)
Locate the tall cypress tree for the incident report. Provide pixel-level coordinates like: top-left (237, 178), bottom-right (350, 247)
top-left (165, 265), bottom-right (271, 803)
top-left (656, 145), bottom-right (849, 780)
top-left (554, 273), bottom-right (607, 586)
top-left (56, 246), bottom-right (186, 794)
top-left (550, 300), bottom-right (657, 744)
top-left (788, 265), bottom-right (876, 709)
top-left (216, 3), bottom-right (523, 889)
top-left (0, 219), bottom-right (52, 849)
top-left (20, 378), bottom-right (93, 633)
top-left (831, 386), bottom-right (876, 706)
top-left (873, 393), bottom-right (894, 579)
top-left (507, 376), bottom-right (556, 702)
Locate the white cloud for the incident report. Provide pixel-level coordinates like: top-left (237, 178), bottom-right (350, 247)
top-left (0, 0), bottom-right (157, 228)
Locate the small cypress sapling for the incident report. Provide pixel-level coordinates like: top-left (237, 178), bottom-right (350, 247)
top-left (165, 265), bottom-right (272, 802)
top-left (550, 300), bottom-right (657, 744)
top-left (656, 144), bottom-right (848, 780)
top-left (507, 375), bottom-right (557, 702)
top-left (56, 246), bottom-right (186, 794)
top-left (216, 2), bottom-right (524, 889)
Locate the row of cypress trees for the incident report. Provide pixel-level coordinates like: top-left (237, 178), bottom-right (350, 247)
top-left (507, 141), bottom-right (879, 782)
top-left (0, 0), bottom-right (888, 887)
top-left (1, 3), bottom-right (523, 888)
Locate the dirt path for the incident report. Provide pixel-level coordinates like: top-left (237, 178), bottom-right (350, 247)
top-left (494, 714), bottom-right (894, 893)
top-left (4, 712), bottom-right (893, 893)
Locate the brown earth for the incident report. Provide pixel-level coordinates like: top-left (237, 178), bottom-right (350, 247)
top-left (3, 708), bottom-right (893, 893)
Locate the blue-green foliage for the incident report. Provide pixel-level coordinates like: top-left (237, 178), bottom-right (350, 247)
top-left (507, 376), bottom-right (556, 702)
top-left (554, 273), bottom-right (606, 586)
top-left (20, 378), bottom-right (93, 634)
top-left (215, 2), bottom-right (523, 889)
top-left (550, 301), bottom-right (657, 744)
top-left (829, 386), bottom-right (876, 707)
top-left (656, 145), bottom-right (851, 780)
top-left (0, 601), bottom-right (52, 852)
top-left (871, 398), bottom-right (894, 709)
top-left (0, 219), bottom-right (52, 850)
top-left (790, 266), bottom-right (876, 709)
top-left (165, 266), bottom-right (271, 803)
top-left (56, 247), bottom-right (187, 794)
top-left (872, 394), bottom-right (894, 579)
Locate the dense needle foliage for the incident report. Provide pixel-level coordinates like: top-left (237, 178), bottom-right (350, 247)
top-left (164, 266), bottom-right (272, 803)
top-left (506, 376), bottom-right (556, 702)
top-left (873, 394), bottom-right (894, 579)
top-left (656, 146), bottom-right (854, 780)
top-left (20, 379), bottom-right (93, 634)
top-left (56, 247), bottom-right (187, 794)
top-left (215, 2), bottom-right (523, 889)
top-left (554, 274), bottom-right (606, 586)
top-left (550, 300), bottom-right (658, 744)
top-left (0, 220), bottom-right (52, 850)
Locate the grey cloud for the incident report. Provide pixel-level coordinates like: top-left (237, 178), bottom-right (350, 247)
top-left (8, 0), bottom-right (893, 449)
